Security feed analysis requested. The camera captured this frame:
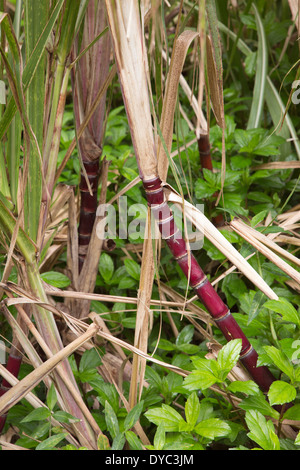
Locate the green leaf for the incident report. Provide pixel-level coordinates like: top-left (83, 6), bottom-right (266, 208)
top-left (111, 432), bottom-right (126, 450)
top-left (283, 404), bottom-right (300, 421)
top-left (239, 392), bottom-right (280, 420)
top-left (79, 348), bottom-right (102, 373)
top-left (21, 407), bottom-right (51, 423)
top-left (263, 345), bottom-right (295, 382)
top-left (52, 411), bottom-right (80, 424)
top-left (144, 404), bottom-right (185, 432)
top-left (35, 433), bottom-right (68, 451)
top-left (248, 290), bottom-right (265, 324)
top-left (105, 401), bottom-right (119, 439)
top-left (124, 258), bottom-right (141, 281)
top-left (125, 431), bottom-right (143, 450)
top-left (99, 253), bottom-right (114, 282)
top-left (245, 410), bottom-right (280, 450)
top-left (41, 271), bottom-right (71, 288)
top-left (251, 210), bottom-right (268, 227)
top-left (46, 383), bottom-right (57, 411)
top-left (153, 423), bottom-right (166, 450)
top-left (183, 368), bottom-right (220, 391)
top-left (264, 298), bottom-right (300, 327)
top-left (217, 339), bottom-right (242, 377)
top-left (124, 401), bottom-right (144, 431)
top-left (185, 392), bottom-right (200, 428)
top-left (267, 381), bottom-right (296, 406)
top-left (194, 418), bottom-right (231, 439)
top-left (176, 325), bottom-right (194, 346)
top-left (227, 380), bottom-right (260, 396)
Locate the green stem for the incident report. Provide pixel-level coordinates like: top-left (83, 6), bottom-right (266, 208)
top-left (43, 60), bottom-right (66, 174)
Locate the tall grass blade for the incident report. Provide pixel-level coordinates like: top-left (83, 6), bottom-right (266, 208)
top-left (247, 4), bottom-right (268, 130)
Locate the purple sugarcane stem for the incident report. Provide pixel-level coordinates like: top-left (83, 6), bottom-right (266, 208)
top-left (78, 160), bottom-right (100, 272)
top-left (198, 134), bottom-right (213, 171)
top-left (143, 176), bottom-right (275, 393)
top-left (198, 134), bottom-right (224, 227)
top-left (0, 354), bottom-right (22, 433)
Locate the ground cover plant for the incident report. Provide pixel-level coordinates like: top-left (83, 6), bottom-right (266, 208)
top-left (0, 0), bottom-right (299, 451)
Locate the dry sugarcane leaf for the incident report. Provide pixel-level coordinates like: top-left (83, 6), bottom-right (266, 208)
top-left (67, 189), bottom-right (79, 291)
top-left (288, 0), bottom-right (300, 33)
top-left (230, 220), bottom-right (300, 286)
top-left (165, 185), bottom-right (278, 300)
top-left (230, 218), bottom-right (300, 268)
top-left (158, 29), bottom-right (199, 181)
top-left (105, 0), bottom-right (158, 180)
top-left (205, 0), bottom-right (226, 203)
top-left (206, 35), bottom-right (224, 128)
top-left (129, 209), bottom-right (155, 407)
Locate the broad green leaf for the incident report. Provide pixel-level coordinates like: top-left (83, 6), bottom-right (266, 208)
top-left (264, 298), bottom-right (300, 327)
top-left (185, 392), bottom-right (200, 428)
top-left (21, 407), bottom-right (51, 423)
top-left (111, 432), bottom-right (126, 451)
top-left (125, 431), bottom-right (143, 450)
top-left (245, 410), bottom-right (280, 450)
top-left (251, 210), bottom-right (268, 227)
top-left (267, 381), bottom-right (296, 406)
top-left (239, 392), bottom-right (280, 420)
top-left (227, 380), bottom-right (260, 396)
top-left (124, 401), bottom-right (144, 432)
top-left (153, 423), bottom-right (166, 451)
top-left (52, 410), bottom-right (80, 424)
top-left (79, 348), bottom-right (102, 373)
top-left (247, 290), bottom-right (265, 324)
top-left (99, 253), bottom-right (114, 282)
top-left (46, 383), bottom-right (57, 411)
top-left (194, 418), bottom-right (231, 439)
top-left (183, 369), bottom-right (220, 391)
top-left (217, 339), bottom-right (242, 376)
top-left (41, 271), bottom-right (71, 288)
top-left (144, 404), bottom-right (185, 432)
top-left (124, 258), bottom-right (141, 281)
top-left (263, 345), bottom-right (295, 382)
top-left (105, 401), bottom-right (119, 439)
top-left (283, 404), bottom-right (300, 421)
top-left (35, 433), bottom-right (68, 451)
top-left (176, 325), bottom-right (194, 346)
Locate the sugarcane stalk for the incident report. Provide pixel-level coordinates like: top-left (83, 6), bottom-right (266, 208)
top-left (142, 176), bottom-right (276, 393)
top-left (71, 0), bottom-right (111, 273)
top-left (198, 133), bottom-right (224, 227)
top-left (105, 0), bottom-right (277, 394)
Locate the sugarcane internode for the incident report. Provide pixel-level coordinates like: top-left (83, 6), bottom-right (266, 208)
top-left (142, 176), bottom-right (276, 393)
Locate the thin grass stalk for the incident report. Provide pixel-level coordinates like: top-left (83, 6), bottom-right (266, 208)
top-left (105, 0), bottom-right (277, 394)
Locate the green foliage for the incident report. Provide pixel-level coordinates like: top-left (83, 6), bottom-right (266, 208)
top-left (1, 0), bottom-right (300, 452)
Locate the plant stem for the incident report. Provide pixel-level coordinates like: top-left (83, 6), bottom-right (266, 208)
top-left (143, 176), bottom-right (276, 394)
